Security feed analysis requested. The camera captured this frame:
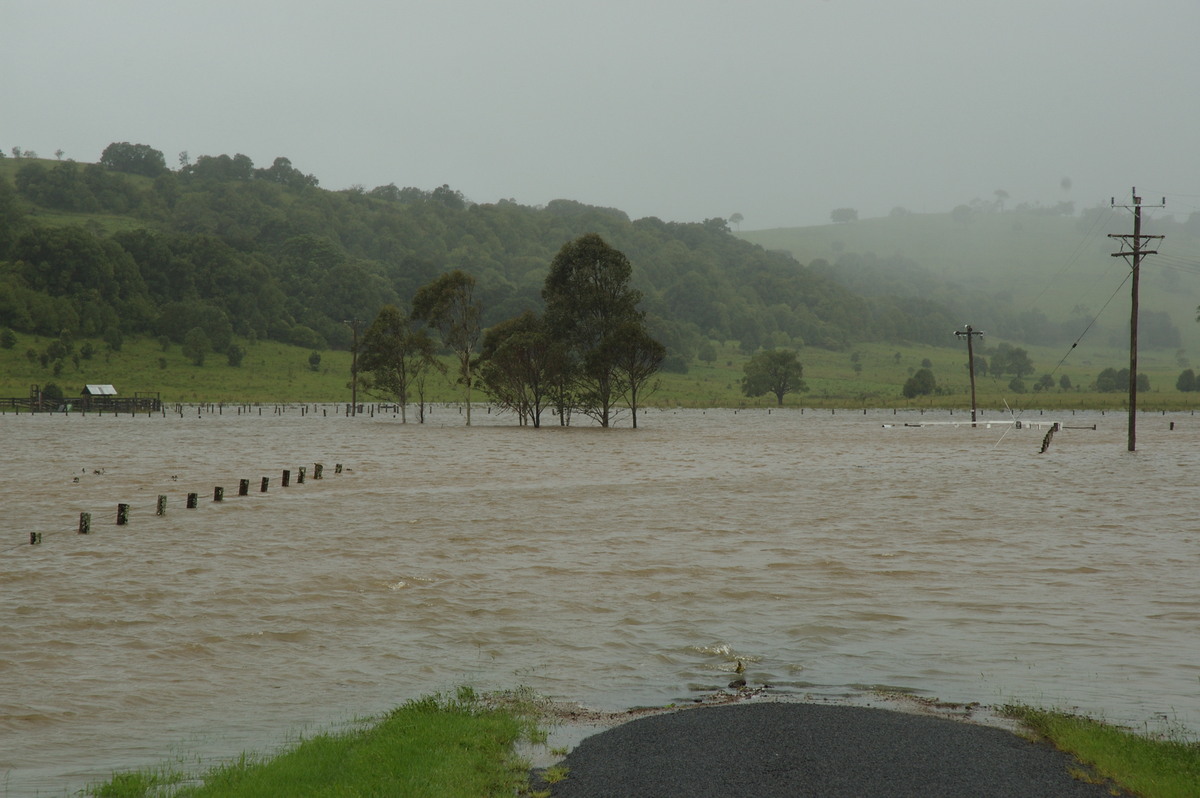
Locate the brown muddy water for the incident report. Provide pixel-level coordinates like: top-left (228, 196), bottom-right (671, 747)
top-left (2, 406), bottom-right (1198, 795)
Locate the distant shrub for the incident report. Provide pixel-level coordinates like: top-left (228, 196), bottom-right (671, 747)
top-left (903, 368), bottom-right (936, 398)
top-left (290, 325), bottom-right (325, 350)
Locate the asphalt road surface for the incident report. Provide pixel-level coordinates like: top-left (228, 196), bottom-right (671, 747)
top-left (532, 702), bottom-right (1129, 797)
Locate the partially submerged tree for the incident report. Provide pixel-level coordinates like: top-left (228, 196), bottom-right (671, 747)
top-left (741, 349), bottom-right (806, 405)
top-left (413, 270), bottom-right (481, 425)
top-left (476, 310), bottom-right (567, 427)
top-left (358, 304), bottom-right (440, 423)
top-left (542, 233), bottom-right (654, 427)
top-left (607, 320), bottom-right (666, 428)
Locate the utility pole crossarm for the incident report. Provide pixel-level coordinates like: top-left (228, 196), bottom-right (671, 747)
top-left (955, 324), bottom-right (984, 426)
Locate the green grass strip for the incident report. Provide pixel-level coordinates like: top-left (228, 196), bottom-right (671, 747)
top-left (90, 687), bottom-right (538, 798)
top-left (1002, 705), bottom-right (1200, 798)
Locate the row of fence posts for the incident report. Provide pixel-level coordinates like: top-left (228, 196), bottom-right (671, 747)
top-left (31, 463), bottom-right (344, 545)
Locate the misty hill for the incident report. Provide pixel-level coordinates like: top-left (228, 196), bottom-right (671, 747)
top-left (0, 148), bottom-right (963, 365)
top-left (740, 205), bottom-right (1200, 354)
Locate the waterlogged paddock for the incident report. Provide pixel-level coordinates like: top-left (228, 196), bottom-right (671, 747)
top-left (2, 407), bottom-right (1198, 794)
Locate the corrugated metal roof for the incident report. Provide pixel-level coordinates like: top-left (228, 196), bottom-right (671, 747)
top-left (83, 384), bottom-right (118, 395)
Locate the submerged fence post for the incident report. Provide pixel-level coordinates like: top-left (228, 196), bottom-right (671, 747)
top-left (239, 479), bottom-right (250, 496)
top-left (260, 476), bottom-right (269, 493)
top-left (282, 469), bottom-right (291, 487)
top-left (213, 486), bottom-right (224, 502)
top-left (30, 532), bottom-right (42, 545)
top-left (186, 492), bottom-right (198, 509)
top-left (297, 466), bottom-right (306, 484)
top-left (78, 512), bottom-right (91, 534)
top-left (116, 503), bottom-right (130, 525)
top-left (157, 495), bottom-right (168, 516)
top-left (313, 463), bottom-right (323, 480)
top-left (335, 463), bottom-right (343, 474)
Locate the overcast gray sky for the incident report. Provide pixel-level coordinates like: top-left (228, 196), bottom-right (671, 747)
top-left (4, 0), bottom-right (1198, 229)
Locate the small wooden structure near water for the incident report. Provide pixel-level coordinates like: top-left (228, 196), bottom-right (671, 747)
top-left (0, 384), bottom-right (162, 413)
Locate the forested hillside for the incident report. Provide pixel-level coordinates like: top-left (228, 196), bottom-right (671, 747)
top-left (0, 145), bottom-right (960, 366)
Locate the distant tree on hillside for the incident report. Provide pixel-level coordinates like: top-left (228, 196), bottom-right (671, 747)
top-left (1096, 367), bottom-right (1150, 393)
top-left (182, 327), bottom-right (209, 366)
top-left (742, 349), bottom-right (806, 405)
top-left (830, 207), bottom-right (858, 224)
top-left (100, 142), bottom-right (168, 177)
top-left (903, 367), bottom-right (936, 398)
top-left (255, 156), bottom-right (319, 189)
top-left (989, 344), bottom-right (1034, 378)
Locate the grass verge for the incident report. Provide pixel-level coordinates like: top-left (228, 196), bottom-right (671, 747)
top-left (1002, 704), bottom-right (1200, 798)
top-left (87, 687), bottom-right (544, 798)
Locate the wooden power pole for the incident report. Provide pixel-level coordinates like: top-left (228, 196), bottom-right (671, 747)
top-left (955, 324), bottom-right (984, 425)
top-left (1109, 188), bottom-right (1163, 452)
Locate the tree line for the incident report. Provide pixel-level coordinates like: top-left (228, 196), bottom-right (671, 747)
top-left (1, 142), bottom-right (974, 371)
top-left (360, 234), bottom-right (663, 428)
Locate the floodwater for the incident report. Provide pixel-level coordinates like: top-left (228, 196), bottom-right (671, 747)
top-left (2, 405), bottom-right (1198, 795)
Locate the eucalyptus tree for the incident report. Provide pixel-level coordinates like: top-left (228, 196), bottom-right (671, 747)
top-left (412, 270), bottom-right (482, 425)
top-left (358, 304), bottom-right (440, 423)
top-left (476, 310), bottom-right (567, 427)
top-left (606, 320), bottom-right (665, 428)
top-left (542, 233), bottom-right (655, 427)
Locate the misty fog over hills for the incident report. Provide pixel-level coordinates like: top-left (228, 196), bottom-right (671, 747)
top-left (741, 204), bottom-right (1200, 355)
